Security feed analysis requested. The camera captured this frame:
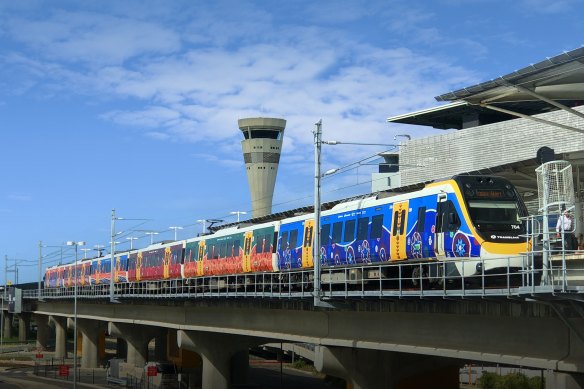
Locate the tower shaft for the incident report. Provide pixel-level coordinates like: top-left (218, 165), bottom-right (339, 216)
top-left (239, 117), bottom-right (286, 218)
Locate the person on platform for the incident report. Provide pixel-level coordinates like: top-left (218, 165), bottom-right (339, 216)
top-left (556, 209), bottom-right (577, 250)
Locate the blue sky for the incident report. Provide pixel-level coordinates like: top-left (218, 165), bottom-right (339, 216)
top-left (1, 0), bottom-right (583, 283)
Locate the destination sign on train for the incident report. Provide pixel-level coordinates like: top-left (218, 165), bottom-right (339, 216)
top-left (474, 190), bottom-right (504, 198)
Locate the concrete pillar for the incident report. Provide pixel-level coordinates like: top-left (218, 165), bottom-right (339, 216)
top-left (34, 314), bottom-right (49, 350)
top-left (72, 318), bottom-right (107, 368)
top-left (178, 330), bottom-right (262, 389)
top-left (315, 346), bottom-right (460, 389)
top-left (108, 322), bottom-right (163, 368)
top-left (17, 314), bottom-right (30, 342)
top-left (116, 338), bottom-right (127, 359)
top-left (50, 316), bottom-right (67, 359)
top-left (155, 332), bottom-right (168, 361)
top-left (546, 371), bottom-right (584, 389)
top-left (3, 312), bottom-right (12, 339)
top-left (231, 349), bottom-right (250, 387)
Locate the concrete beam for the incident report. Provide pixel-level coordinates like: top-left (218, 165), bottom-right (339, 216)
top-left (35, 299), bottom-right (584, 373)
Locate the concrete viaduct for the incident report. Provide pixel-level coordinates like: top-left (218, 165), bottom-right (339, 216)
top-left (3, 296), bottom-right (584, 389)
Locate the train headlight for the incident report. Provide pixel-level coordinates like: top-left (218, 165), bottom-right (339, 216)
top-left (476, 262), bottom-right (483, 273)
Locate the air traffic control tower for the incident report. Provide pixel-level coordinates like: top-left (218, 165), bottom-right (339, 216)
top-left (239, 117), bottom-right (286, 218)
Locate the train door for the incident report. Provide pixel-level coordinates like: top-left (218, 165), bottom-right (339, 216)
top-left (95, 260), bottom-right (101, 285)
top-left (243, 231), bottom-right (253, 272)
top-left (197, 240), bottom-right (206, 276)
top-left (434, 194), bottom-right (447, 259)
top-left (163, 247), bottom-right (171, 279)
top-left (301, 219), bottom-right (315, 268)
top-left (136, 253), bottom-right (143, 281)
top-left (390, 201), bottom-right (409, 260)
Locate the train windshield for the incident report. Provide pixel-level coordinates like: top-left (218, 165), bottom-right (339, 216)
top-left (467, 200), bottom-right (524, 232)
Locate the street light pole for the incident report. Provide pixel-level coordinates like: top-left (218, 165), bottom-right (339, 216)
top-left (110, 209), bottom-right (116, 303)
top-left (126, 237), bottom-right (138, 250)
top-left (80, 248), bottom-right (91, 259)
top-left (94, 245), bottom-right (105, 257)
top-left (169, 226), bottom-right (183, 241)
top-left (196, 219), bottom-right (206, 235)
top-left (66, 240), bottom-right (85, 389)
top-left (38, 241), bottom-right (43, 300)
top-left (1, 255), bottom-right (5, 354)
top-left (145, 232), bottom-right (159, 245)
top-left (230, 211), bottom-right (247, 222)
top-left (312, 120), bottom-right (334, 309)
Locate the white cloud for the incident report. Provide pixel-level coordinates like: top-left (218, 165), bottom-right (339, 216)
top-left (5, 10), bottom-right (181, 65)
top-left (0, 1), bottom-right (478, 171)
top-left (7, 193), bottom-right (32, 201)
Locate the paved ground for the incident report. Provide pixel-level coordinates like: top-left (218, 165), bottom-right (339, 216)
top-left (0, 361), bottom-right (338, 389)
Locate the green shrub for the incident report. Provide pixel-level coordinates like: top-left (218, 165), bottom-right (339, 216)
top-left (478, 371), bottom-right (499, 389)
top-left (477, 371), bottom-right (544, 389)
top-left (291, 359), bottom-right (307, 369)
top-left (497, 372), bottom-right (529, 389)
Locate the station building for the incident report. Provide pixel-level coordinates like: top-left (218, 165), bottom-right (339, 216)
top-left (382, 46), bottom-right (584, 230)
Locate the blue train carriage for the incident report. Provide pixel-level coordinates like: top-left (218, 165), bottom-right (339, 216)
top-left (89, 255), bottom-right (112, 286)
top-left (113, 253), bottom-right (129, 283)
top-left (432, 175), bottom-right (529, 279)
top-left (277, 214), bottom-right (312, 271)
top-left (320, 197), bottom-right (392, 267)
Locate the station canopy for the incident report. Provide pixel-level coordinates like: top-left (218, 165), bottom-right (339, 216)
top-left (388, 47), bottom-right (584, 130)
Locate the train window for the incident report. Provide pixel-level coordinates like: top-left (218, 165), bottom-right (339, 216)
top-left (392, 211), bottom-right (399, 236)
top-left (257, 236), bottom-right (265, 254)
top-left (220, 242), bottom-right (227, 258)
top-left (417, 207), bottom-right (426, 232)
top-left (244, 238), bottom-right (251, 256)
top-left (289, 229), bottom-right (299, 249)
top-left (272, 232), bottom-right (278, 253)
top-left (262, 234), bottom-right (270, 252)
top-left (436, 201), bottom-right (444, 233)
top-left (399, 210), bottom-right (406, 234)
top-left (320, 224), bottom-right (331, 245)
top-left (304, 226), bottom-right (313, 248)
top-left (446, 201), bottom-right (461, 232)
top-left (257, 235), bottom-right (265, 253)
top-left (357, 217), bottom-right (369, 240)
top-left (234, 240), bottom-right (240, 256)
top-left (331, 222), bottom-right (343, 244)
top-left (344, 219), bottom-right (356, 242)
top-left (280, 231), bottom-right (289, 250)
top-left (370, 215), bottom-right (383, 239)
top-left (264, 235), bottom-right (271, 252)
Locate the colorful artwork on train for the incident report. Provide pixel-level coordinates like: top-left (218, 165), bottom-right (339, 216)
top-left (44, 175), bottom-right (529, 289)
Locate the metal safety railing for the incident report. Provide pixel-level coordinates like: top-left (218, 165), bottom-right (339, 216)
top-left (18, 252), bottom-right (584, 302)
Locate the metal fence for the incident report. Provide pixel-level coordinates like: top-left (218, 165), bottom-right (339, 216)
top-left (21, 253), bottom-right (584, 302)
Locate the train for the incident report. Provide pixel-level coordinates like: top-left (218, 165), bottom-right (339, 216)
top-left (44, 175), bottom-right (530, 291)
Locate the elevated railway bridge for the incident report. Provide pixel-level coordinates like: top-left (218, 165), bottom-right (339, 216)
top-left (2, 256), bottom-right (584, 389)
